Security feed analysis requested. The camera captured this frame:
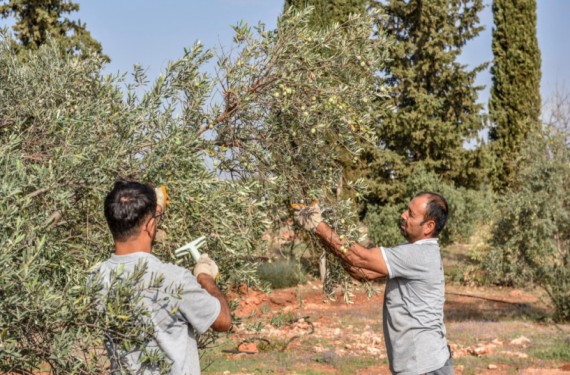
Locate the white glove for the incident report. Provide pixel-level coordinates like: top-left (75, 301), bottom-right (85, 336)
top-left (193, 254), bottom-right (219, 280)
top-left (293, 202), bottom-right (323, 232)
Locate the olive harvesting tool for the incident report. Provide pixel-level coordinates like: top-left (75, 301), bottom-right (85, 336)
top-left (291, 200), bottom-right (320, 220)
top-left (174, 236), bottom-right (206, 263)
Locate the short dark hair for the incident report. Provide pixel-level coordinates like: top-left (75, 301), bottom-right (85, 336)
top-left (104, 180), bottom-right (157, 242)
top-left (415, 191), bottom-right (448, 237)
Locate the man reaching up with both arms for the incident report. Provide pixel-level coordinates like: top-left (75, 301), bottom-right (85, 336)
top-left (294, 192), bottom-right (453, 375)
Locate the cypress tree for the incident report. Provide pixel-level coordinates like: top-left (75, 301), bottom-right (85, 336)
top-left (284, 0), bottom-right (368, 29)
top-left (0, 0), bottom-right (109, 62)
top-left (489, 0), bottom-right (541, 188)
top-left (367, 0), bottom-right (487, 204)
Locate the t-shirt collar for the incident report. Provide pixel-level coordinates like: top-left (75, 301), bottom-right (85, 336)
top-left (412, 237), bottom-right (439, 245)
top-left (109, 251), bottom-right (156, 264)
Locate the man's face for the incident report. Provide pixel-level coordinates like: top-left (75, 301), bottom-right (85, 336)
top-left (400, 195), bottom-right (433, 243)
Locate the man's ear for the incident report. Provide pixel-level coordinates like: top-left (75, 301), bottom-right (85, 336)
top-left (424, 220), bottom-right (436, 236)
top-left (143, 216), bottom-right (156, 238)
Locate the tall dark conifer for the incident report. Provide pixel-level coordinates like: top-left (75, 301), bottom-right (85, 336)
top-left (489, 0), bottom-right (541, 188)
top-left (367, 0), bottom-right (487, 204)
top-left (284, 0), bottom-right (368, 29)
top-left (0, 0), bottom-right (109, 61)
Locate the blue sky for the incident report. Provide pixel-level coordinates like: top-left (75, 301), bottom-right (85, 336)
top-left (2, 0), bottom-right (568, 107)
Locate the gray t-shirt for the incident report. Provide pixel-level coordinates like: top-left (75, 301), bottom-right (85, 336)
top-left (92, 252), bottom-right (221, 375)
top-left (380, 238), bottom-right (449, 375)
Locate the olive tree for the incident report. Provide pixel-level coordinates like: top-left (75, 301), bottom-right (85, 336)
top-left (0, 7), bottom-right (390, 372)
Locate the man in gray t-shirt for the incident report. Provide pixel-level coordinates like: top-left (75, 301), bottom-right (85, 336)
top-left (91, 181), bottom-right (231, 374)
top-left (294, 192), bottom-right (453, 375)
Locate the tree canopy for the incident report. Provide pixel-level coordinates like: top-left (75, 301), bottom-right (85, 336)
top-left (364, 0), bottom-right (488, 206)
top-left (0, 8), bottom-right (391, 372)
top-left (284, 0), bottom-right (368, 29)
top-left (0, 0), bottom-right (109, 61)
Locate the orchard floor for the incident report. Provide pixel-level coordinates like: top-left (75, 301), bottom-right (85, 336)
top-left (201, 280), bottom-right (570, 375)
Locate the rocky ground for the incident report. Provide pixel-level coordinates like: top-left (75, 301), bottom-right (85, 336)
top-left (201, 280), bottom-right (570, 375)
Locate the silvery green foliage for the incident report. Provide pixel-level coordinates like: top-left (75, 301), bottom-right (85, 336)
top-left (0, 7), bottom-right (390, 372)
top-left (209, 8), bottom-right (386, 209)
top-left (207, 9), bottom-right (389, 299)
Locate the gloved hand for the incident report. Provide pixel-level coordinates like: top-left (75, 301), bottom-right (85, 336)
top-left (293, 201), bottom-right (323, 232)
top-left (193, 254), bottom-right (219, 280)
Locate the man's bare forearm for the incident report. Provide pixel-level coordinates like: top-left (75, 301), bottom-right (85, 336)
top-left (314, 222), bottom-right (388, 279)
top-left (314, 221), bottom-right (370, 266)
top-left (197, 274), bottom-right (232, 331)
top-left (197, 274), bottom-right (227, 302)
top-left (343, 262), bottom-right (386, 281)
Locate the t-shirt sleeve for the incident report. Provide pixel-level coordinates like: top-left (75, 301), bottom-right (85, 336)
top-left (381, 244), bottom-right (431, 280)
top-left (177, 270), bottom-right (221, 335)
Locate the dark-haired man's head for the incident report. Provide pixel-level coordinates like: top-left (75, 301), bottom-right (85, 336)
top-left (104, 181), bottom-right (159, 244)
top-left (399, 192), bottom-right (448, 243)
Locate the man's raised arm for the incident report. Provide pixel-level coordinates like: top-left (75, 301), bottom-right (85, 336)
top-left (294, 203), bottom-right (389, 281)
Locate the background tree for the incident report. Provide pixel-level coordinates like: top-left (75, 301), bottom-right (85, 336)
top-left (0, 0), bottom-right (109, 61)
top-left (485, 132), bottom-right (570, 321)
top-left (284, 0), bottom-right (368, 29)
top-left (366, 0), bottom-right (488, 206)
top-left (543, 84), bottom-right (570, 147)
top-left (488, 0), bottom-right (541, 188)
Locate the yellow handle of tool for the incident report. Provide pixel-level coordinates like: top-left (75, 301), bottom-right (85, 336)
top-left (155, 185), bottom-right (170, 210)
top-left (290, 200), bottom-right (318, 209)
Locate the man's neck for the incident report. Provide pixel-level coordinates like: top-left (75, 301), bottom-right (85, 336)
top-left (114, 240), bottom-right (151, 256)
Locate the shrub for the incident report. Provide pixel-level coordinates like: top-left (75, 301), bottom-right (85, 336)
top-left (257, 260), bottom-right (307, 289)
top-left (366, 165), bottom-right (494, 247)
top-left (365, 203), bottom-right (403, 247)
top-left (485, 133), bottom-right (570, 321)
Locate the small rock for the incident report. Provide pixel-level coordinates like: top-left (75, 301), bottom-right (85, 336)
top-left (237, 342), bottom-right (259, 354)
top-left (509, 336), bottom-right (531, 347)
top-left (269, 293), bottom-right (294, 306)
top-left (367, 347), bottom-right (382, 356)
top-left (468, 344), bottom-right (494, 357)
top-left (491, 338), bottom-right (504, 346)
top-left (501, 350), bottom-right (528, 359)
top-left (313, 344), bottom-right (325, 353)
top-left (488, 364), bottom-right (498, 370)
